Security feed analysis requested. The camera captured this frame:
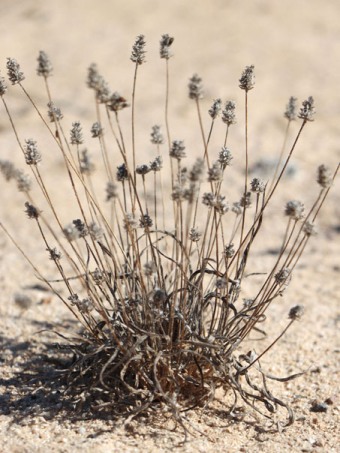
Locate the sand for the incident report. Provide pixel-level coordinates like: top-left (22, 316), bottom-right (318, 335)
top-left (0, 0), bottom-right (339, 451)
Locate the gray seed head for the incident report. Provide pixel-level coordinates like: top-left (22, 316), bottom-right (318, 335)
top-left (250, 177), bottom-right (265, 193)
top-left (139, 214), bottom-right (153, 229)
top-left (224, 243), bottom-right (235, 258)
top-left (170, 140), bottom-right (186, 160)
top-left (136, 164), bottom-right (151, 175)
top-left (24, 139), bottom-right (41, 166)
top-left (298, 96), bottom-right (316, 121)
top-left (72, 219), bottom-right (88, 238)
top-left (150, 125), bottom-right (164, 145)
top-left (116, 163), bottom-right (128, 182)
top-left (285, 200), bottom-right (304, 220)
top-left (91, 122), bottom-right (103, 138)
top-left (47, 102), bottom-right (63, 122)
top-left (70, 121), bottom-right (83, 145)
top-left (284, 96), bottom-right (298, 121)
top-left (218, 147), bottom-right (233, 169)
top-left (239, 65), bottom-right (255, 91)
top-left (106, 181), bottom-right (118, 201)
top-left (275, 267), bottom-right (291, 285)
top-left (303, 220), bottom-right (317, 237)
top-left (189, 227), bottom-right (202, 242)
top-left (150, 155), bottom-right (163, 172)
top-left (288, 305), bottom-right (304, 320)
top-left (16, 171), bottom-right (31, 192)
top-left (108, 92), bottom-right (129, 112)
top-left (208, 98), bottom-right (222, 120)
top-left (131, 35), bottom-right (146, 65)
top-left (0, 73), bottom-right (8, 96)
top-left (188, 74), bottom-right (203, 100)
top-left (160, 34), bottom-right (174, 59)
top-left (6, 58), bottom-right (25, 85)
top-left (317, 164), bottom-right (332, 189)
top-left (37, 51), bottom-right (53, 78)
top-left (0, 160), bottom-right (16, 181)
top-left (222, 100), bottom-right (237, 125)
top-left (208, 162), bottom-right (223, 182)
top-left (79, 149), bottom-right (95, 175)
top-left (24, 201), bottom-right (41, 219)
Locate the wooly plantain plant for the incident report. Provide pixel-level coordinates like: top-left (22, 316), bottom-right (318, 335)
top-left (0, 34), bottom-right (338, 433)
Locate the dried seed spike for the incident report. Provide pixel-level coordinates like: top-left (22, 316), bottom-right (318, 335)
top-left (6, 58), bottom-right (25, 85)
top-left (131, 35), bottom-right (146, 65)
top-left (239, 65), bottom-right (255, 91)
top-left (37, 51), bottom-right (53, 78)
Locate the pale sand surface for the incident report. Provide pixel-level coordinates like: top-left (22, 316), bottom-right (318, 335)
top-left (0, 1), bottom-right (339, 451)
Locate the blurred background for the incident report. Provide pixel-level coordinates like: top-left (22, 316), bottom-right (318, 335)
top-left (0, 0), bottom-right (339, 254)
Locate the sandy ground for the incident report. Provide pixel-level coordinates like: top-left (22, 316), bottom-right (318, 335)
top-left (0, 0), bottom-right (339, 451)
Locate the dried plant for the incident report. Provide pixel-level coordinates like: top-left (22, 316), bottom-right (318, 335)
top-left (0, 35), bottom-right (338, 434)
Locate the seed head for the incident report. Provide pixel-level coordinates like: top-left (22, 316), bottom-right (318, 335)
top-left (92, 268), bottom-right (104, 285)
top-left (222, 100), bottom-right (237, 126)
top-left (106, 182), bottom-right (118, 201)
top-left (0, 160), bottom-right (16, 181)
top-left (89, 222), bottom-right (103, 241)
top-left (218, 147), bottom-right (233, 169)
top-left (284, 96), bottom-right (298, 121)
top-left (150, 156), bottom-right (163, 172)
top-left (288, 305), bottom-right (304, 320)
top-left (232, 202), bottom-right (242, 216)
top-left (188, 74), bottom-right (203, 100)
top-left (189, 227), bottom-right (202, 242)
top-left (250, 177), bottom-right (265, 193)
top-left (160, 34), bottom-right (174, 59)
top-left (63, 223), bottom-right (80, 242)
top-left (150, 125), bottom-right (164, 145)
top-left (24, 201), bottom-right (41, 219)
top-left (208, 98), bottom-right (222, 120)
top-left (208, 162), bottom-right (223, 182)
top-left (240, 192), bottom-right (251, 208)
top-left (224, 243), bottom-right (235, 258)
top-left (47, 102), bottom-right (63, 122)
top-left (6, 58), bottom-right (25, 85)
top-left (108, 92), bottom-right (129, 112)
top-left (0, 74), bottom-right (7, 96)
top-left (202, 192), bottom-right (216, 207)
top-left (284, 200), bottom-right (304, 220)
top-left (139, 214), bottom-right (153, 229)
top-left (91, 121), bottom-right (103, 138)
top-left (170, 140), bottom-right (186, 161)
top-left (317, 164), bottom-right (332, 189)
top-left (143, 261), bottom-right (157, 277)
top-left (303, 220), bottom-right (317, 237)
top-left (136, 164), bottom-right (151, 175)
top-left (37, 51), bottom-right (53, 78)
top-left (298, 96), bottom-right (316, 121)
top-left (190, 158), bottom-right (204, 182)
top-left (79, 149), bottom-right (95, 175)
top-left (116, 163), bottom-right (128, 182)
top-left (73, 219), bottom-right (88, 238)
top-left (214, 195), bottom-right (229, 215)
top-left (70, 121), bottom-right (83, 145)
top-left (24, 139), bottom-right (41, 166)
top-left (124, 214), bottom-right (138, 231)
top-left (16, 171), bottom-right (31, 192)
top-left (239, 65), bottom-right (255, 91)
top-left (275, 267), bottom-right (291, 285)
top-left (171, 184), bottom-right (185, 202)
top-left (87, 64), bottom-right (111, 103)
top-left (48, 247), bottom-right (61, 261)
top-left (131, 35), bottom-right (146, 65)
